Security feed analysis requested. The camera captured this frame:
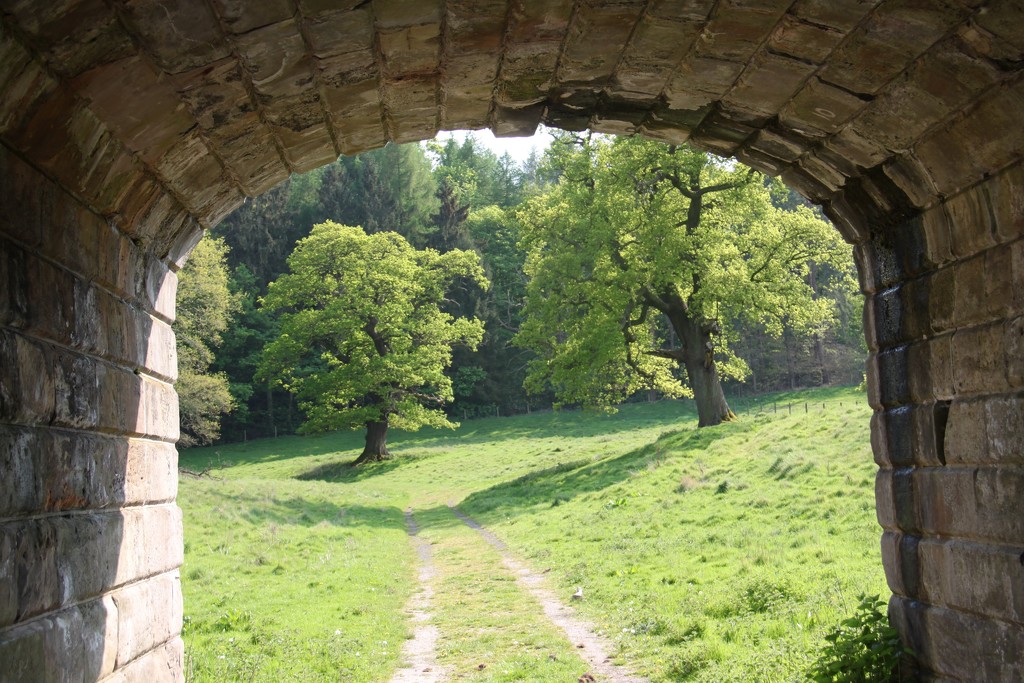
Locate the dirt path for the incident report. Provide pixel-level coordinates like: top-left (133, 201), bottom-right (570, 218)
top-left (388, 509), bottom-right (448, 683)
top-left (448, 505), bottom-right (649, 683)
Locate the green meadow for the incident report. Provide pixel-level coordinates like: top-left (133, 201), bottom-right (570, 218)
top-left (178, 386), bottom-right (886, 682)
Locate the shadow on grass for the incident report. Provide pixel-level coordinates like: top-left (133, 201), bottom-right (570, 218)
top-left (295, 457), bottom-right (404, 483)
top-left (181, 399), bottom-right (701, 470)
top-left (196, 489), bottom-right (406, 530)
top-left (458, 424), bottom-right (735, 522)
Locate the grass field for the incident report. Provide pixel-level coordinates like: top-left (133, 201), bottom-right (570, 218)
top-left (178, 386), bottom-right (886, 682)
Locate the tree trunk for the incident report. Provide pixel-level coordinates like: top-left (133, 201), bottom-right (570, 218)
top-left (667, 305), bottom-right (736, 428)
top-left (354, 419), bottom-right (391, 464)
top-left (814, 333), bottom-right (829, 386)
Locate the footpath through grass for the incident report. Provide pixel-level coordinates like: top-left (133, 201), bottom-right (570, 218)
top-left (178, 386), bottom-right (885, 682)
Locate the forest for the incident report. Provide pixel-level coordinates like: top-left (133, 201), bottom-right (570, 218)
top-left (175, 132), bottom-right (865, 447)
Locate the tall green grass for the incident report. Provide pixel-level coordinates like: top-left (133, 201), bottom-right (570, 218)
top-left (179, 386), bottom-right (884, 682)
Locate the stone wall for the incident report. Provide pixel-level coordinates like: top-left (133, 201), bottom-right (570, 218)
top-left (0, 147), bottom-right (186, 681)
top-left (865, 160), bottom-right (1024, 681)
top-left (0, 1), bottom-right (1022, 680)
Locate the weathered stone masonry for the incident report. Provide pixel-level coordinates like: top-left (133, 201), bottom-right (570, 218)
top-left (0, 1), bottom-right (1022, 680)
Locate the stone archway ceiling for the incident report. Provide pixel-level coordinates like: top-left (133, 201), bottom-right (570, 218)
top-left (1, 0), bottom-right (1022, 253)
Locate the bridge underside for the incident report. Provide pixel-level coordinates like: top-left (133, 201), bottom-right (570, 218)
top-left (0, 1), bottom-right (1022, 680)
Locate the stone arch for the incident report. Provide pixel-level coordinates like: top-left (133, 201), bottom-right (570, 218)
top-left (1, 2), bottom-right (1021, 680)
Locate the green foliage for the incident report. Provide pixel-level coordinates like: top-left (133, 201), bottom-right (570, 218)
top-left (516, 134), bottom-right (849, 415)
top-left (175, 236), bottom-right (238, 446)
top-left (258, 222), bottom-right (488, 435)
top-left (321, 143), bottom-right (440, 248)
top-left (807, 595), bottom-right (906, 683)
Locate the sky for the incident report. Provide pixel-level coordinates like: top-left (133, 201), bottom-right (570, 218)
top-left (435, 126), bottom-right (555, 163)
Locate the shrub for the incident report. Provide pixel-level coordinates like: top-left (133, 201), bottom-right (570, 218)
top-left (807, 594), bottom-right (908, 683)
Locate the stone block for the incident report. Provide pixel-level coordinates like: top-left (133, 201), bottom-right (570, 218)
top-left (52, 347), bottom-right (100, 430)
top-left (914, 465), bottom-right (1024, 545)
top-left (884, 405), bottom-right (913, 466)
top-left (697, 4), bottom-right (787, 63)
top-left (951, 253), bottom-right (988, 328)
top-left (0, 600), bottom-right (120, 682)
top-left (616, 17), bottom-right (699, 97)
top-left (72, 56), bottom-right (194, 167)
top-left (872, 345), bottom-right (910, 408)
top-left (10, 333), bottom-right (56, 426)
top-left (914, 80), bottom-right (1024, 197)
top-left (120, 0), bottom-right (227, 72)
top-left (111, 572), bottom-right (180, 666)
top-left (983, 394), bottom-right (1024, 464)
top-left (163, 222), bottom-right (204, 272)
top-left (853, 80), bottom-right (954, 155)
top-left (828, 131), bottom-right (889, 180)
top-left (102, 636), bottom-right (184, 683)
top-left (124, 440), bottom-right (178, 506)
top-left (945, 188), bottom-right (997, 259)
top-left (781, 77), bottom-right (868, 138)
top-left (209, 0), bottom-right (291, 32)
top-left (506, 0), bottom-right (573, 43)
top-left (0, 38), bottom-right (60, 140)
top-left (951, 323), bottom-right (1009, 396)
top-left (379, 23), bottom-right (441, 77)
top-left (374, 0), bottom-right (442, 29)
top-left (337, 115), bottom-right (387, 156)
top-left (926, 266), bottom-right (956, 334)
top-left (1, 517), bottom-right (57, 623)
top-left (927, 333), bottom-right (954, 401)
top-left (143, 317), bottom-right (177, 384)
top-left (909, 403), bottom-right (944, 467)
top-left (144, 259), bottom-right (177, 324)
top-left (919, 204), bottom-right (955, 268)
top-left (875, 467), bottom-right (897, 531)
top-left (944, 397), bottom-right (989, 466)
top-left (116, 505), bottom-right (183, 587)
top-left (892, 467), bottom-right (919, 534)
top-left (905, 341), bottom-right (933, 403)
top-left (900, 275), bottom-right (932, 341)
top-left (798, 152), bottom-right (848, 193)
top-left (25, 256), bottom-right (76, 344)
top-left (882, 530), bottom-right (922, 598)
top-left (138, 375), bottom-right (179, 442)
top-left (0, 426), bottom-right (145, 518)
top-left (0, 238), bottom-right (30, 329)
top-left (446, 0), bottom-right (505, 55)
top-left (929, 539), bottom-right (1024, 624)
top-left (911, 35), bottom-right (1002, 112)
top-left (442, 87), bottom-right (494, 130)
top-left (1005, 316), bottom-right (1024, 390)
top-left (870, 286), bottom-right (903, 349)
top-left (896, 598), bottom-right (1024, 681)
top-left (882, 153), bottom-right (940, 211)
top-left (559, 3), bottom-right (643, 83)
top-left (304, 8), bottom-right (374, 58)
top-left (987, 162), bottom-right (1024, 245)
top-left (768, 14), bottom-right (843, 63)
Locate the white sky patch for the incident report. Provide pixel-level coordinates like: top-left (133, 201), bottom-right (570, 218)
top-left (435, 126), bottom-right (555, 163)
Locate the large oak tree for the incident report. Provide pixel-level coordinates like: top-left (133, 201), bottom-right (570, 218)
top-left (259, 222), bottom-right (488, 463)
top-left (516, 134), bottom-right (846, 426)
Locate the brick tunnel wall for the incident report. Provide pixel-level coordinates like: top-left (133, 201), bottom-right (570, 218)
top-left (860, 160), bottom-right (1024, 680)
top-left (0, 0), bottom-right (1021, 675)
top-left (0, 146), bottom-right (187, 681)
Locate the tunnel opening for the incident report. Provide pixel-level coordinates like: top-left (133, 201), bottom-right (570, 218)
top-left (1, 1), bottom-right (1023, 681)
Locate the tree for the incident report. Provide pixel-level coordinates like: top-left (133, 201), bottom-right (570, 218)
top-left (516, 134), bottom-right (845, 427)
top-left (319, 143), bottom-right (439, 247)
top-left (174, 235), bottom-right (238, 445)
top-left (258, 222), bottom-right (488, 463)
